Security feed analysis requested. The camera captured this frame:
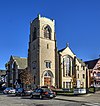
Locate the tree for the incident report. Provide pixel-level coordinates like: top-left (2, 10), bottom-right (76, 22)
top-left (20, 68), bottom-right (34, 89)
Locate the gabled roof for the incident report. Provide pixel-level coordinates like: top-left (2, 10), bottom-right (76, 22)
top-left (58, 47), bottom-right (66, 52)
top-left (58, 45), bottom-right (86, 66)
top-left (12, 56), bottom-right (27, 69)
top-left (85, 58), bottom-right (99, 69)
top-left (58, 45), bottom-right (75, 55)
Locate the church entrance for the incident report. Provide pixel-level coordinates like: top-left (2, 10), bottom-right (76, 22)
top-left (43, 71), bottom-right (53, 86)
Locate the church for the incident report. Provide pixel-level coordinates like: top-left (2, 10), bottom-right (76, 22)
top-left (28, 14), bottom-right (87, 89)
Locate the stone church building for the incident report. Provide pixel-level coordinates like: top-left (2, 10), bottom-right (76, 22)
top-left (28, 14), bottom-right (87, 89)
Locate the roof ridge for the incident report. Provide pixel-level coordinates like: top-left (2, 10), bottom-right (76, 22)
top-left (85, 58), bottom-right (99, 62)
top-left (12, 56), bottom-right (27, 59)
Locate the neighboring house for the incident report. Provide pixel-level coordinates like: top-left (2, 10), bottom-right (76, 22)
top-left (85, 58), bottom-right (100, 88)
top-left (5, 56), bottom-right (27, 88)
top-left (0, 70), bottom-right (6, 87)
top-left (58, 45), bottom-right (87, 89)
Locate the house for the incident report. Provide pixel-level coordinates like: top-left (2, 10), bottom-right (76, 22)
top-left (85, 58), bottom-right (100, 88)
top-left (0, 70), bottom-right (6, 87)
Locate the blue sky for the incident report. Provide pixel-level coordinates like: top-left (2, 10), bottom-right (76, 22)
top-left (0, 0), bottom-right (100, 69)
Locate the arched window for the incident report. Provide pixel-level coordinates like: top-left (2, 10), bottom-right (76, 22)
top-left (66, 56), bottom-right (72, 76)
top-left (42, 70), bottom-right (54, 78)
top-left (63, 56), bottom-right (73, 77)
top-left (44, 25), bottom-right (51, 39)
top-left (44, 72), bottom-right (51, 77)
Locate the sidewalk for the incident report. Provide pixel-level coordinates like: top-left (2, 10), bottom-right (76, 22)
top-left (55, 92), bottom-right (100, 103)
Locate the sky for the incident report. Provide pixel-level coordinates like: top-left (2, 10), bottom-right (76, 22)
top-left (0, 0), bottom-right (100, 69)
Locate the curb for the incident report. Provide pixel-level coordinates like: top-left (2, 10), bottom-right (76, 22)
top-left (54, 97), bottom-right (87, 103)
top-left (54, 98), bottom-right (100, 106)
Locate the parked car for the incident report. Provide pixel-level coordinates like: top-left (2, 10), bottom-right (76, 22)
top-left (3, 87), bottom-right (15, 94)
top-left (31, 88), bottom-right (56, 99)
top-left (9, 88), bottom-right (16, 94)
top-left (21, 89), bottom-right (33, 96)
top-left (15, 88), bottom-right (24, 96)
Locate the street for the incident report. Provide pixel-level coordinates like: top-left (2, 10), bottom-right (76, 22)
top-left (0, 94), bottom-right (81, 106)
top-left (0, 91), bottom-right (100, 106)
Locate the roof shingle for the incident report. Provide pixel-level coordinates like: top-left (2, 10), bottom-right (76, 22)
top-left (85, 58), bottom-right (99, 69)
top-left (12, 56), bottom-right (27, 69)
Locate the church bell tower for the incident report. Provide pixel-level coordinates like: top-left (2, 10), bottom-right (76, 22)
top-left (28, 14), bottom-right (56, 87)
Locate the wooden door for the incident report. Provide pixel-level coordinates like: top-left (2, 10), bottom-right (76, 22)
top-left (44, 77), bottom-right (51, 86)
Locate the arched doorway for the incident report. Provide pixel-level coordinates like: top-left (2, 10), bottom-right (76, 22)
top-left (43, 70), bottom-right (53, 86)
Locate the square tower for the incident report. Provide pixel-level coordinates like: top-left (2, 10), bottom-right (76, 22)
top-left (28, 14), bottom-right (56, 87)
